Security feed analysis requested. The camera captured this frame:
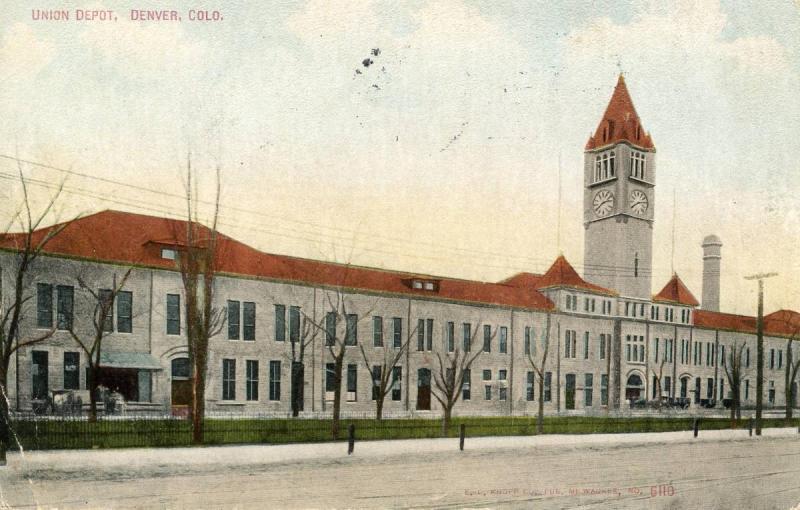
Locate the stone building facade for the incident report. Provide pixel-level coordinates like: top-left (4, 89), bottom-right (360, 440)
top-left (2, 76), bottom-right (797, 417)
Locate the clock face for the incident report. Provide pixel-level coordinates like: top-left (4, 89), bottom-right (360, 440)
top-left (592, 190), bottom-right (615, 217)
top-left (630, 190), bottom-right (648, 215)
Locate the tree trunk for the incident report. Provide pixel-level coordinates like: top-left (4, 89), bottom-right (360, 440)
top-left (0, 368), bottom-right (9, 465)
top-left (332, 358), bottom-right (344, 440)
top-left (376, 397), bottom-right (384, 421)
top-left (87, 366), bottom-right (99, 423)
top-left (537, 374), bottom-right (545, 434)
top-left (191, 349), bottom-right (207, 445)
top-left (291, 361), bottom-right (304, 418)
top-left (441, 405), bottom-right (452, 437)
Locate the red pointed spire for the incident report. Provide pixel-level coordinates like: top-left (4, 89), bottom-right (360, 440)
top-left (585, 75), bottom-right (654, 151)
top-left (653, 274), bottom-right (699, 306)
top-left (535, 255), bottom-right (616, 296)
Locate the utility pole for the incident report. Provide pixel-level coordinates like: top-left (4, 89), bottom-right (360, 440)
top-left (745, 272), bottom-right (778, 436)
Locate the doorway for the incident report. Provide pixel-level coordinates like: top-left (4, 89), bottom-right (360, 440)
top-left (625, 374), bottom-right (643, 401)
top-left (171, 358), bottom-right (191, 417)
top-left (416, 368), bottom-right (431, 411)
top-left (565, 373), bottom-right (576, 410)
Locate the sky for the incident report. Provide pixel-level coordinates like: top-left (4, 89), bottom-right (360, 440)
top-left (1, 0), bottom-right (799, 315)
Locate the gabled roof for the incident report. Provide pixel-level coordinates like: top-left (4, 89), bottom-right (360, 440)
top-left (0, 210), bottom-right (555, 312)
top-left (585, 74), bottom-right (655, 151)
top-left (531, 255), bottom-right (616, 296)
top-left (764, 310), bottom-right (800, 337)
top-left (653, 274), bottom-right (699, 307)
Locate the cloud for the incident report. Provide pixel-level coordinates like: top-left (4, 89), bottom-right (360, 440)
top-left (0, 23), bottom-right (54, 80)
top-left (79, 9), bottom-right (205, 77)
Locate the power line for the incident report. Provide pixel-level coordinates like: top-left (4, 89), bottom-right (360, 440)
top-left (0, 154), bottom-right (705, 277)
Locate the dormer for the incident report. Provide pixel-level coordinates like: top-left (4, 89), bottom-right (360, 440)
top-left (405, 278), bottom-right (440, 292)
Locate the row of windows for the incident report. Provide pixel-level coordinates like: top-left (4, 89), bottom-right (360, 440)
top-left (564, 294), bottom-right (613, 315)
top-left (36, 283), bottom-right (133, 333)
top-left (221, 359), bottom-right (281, 401)
top-left (630, 151), bottom-right (646, 180)
top-left (593, 152), bottom-right (616, 182)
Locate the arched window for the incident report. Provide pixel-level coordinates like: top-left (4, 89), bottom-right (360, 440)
top-left (595, 155), bottom-right (602, 182)
top-left (602, 153), bottom-right (609, 179)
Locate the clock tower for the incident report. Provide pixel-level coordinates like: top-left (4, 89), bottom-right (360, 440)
top-left (583, 75), bottom-right (656, 299)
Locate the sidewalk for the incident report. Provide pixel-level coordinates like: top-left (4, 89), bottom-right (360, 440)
top-left (4, 426), bottom-right (798, 475)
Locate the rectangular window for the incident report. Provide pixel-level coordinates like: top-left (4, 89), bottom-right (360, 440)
top-left (117, 291), bottom-right (133, 333)
top-left (498, 369), bottom-right (507, 381)
top-left (371, 365), bottom-right (381, 400)
top-left (664, 376), bottom-right (672, 397)
top-left (462, 368), bottom-right (471, 400)
top-left (325, 363), bottom-right (336, 394)
top-left (769, 349), bottom-right (775, 369)
top-left (462, 323), bottom-right (471, 352)
top-left (63, 352), bottom-right (79, 390)
top-left (246, 360), bottom-right (259, 401)
top-left (166, 294), bottom-right (180, 335)
top-left (244, 302), bottom-right (257, 341)
top-left (482, 369), bottom-right (491, 381)
top-left (325, 312), bottom-right (336, 346)
top-left (524, 327), bottom-right (531, 355)
top-left (583, 332), bottom-right (589, 359)
top-left (778, 350), bottom-right (783, 369)
top-left (345, 315), bottom-right (358, 346)
top-left (544, 372), bottom-right (552, 402)
top-left (746, 347), bottom-right (750, 368)
top-left (56, 285), bottom-right (74, 330)
top-left (373, 316), bottom-right (383, 347)
top-left (745, 379), bottom-right (750, 400)
top-left (227, 300), bottom-right (240, 340)
top-left (484, 384), bottom-right (492, 400)
top-left (584, 373), bottom-right (593, 407)
top-left (426, 318), bottom-right (433, 351)
top-left (526, 371), bottom-right (535, 401)
top-left (599, 334), bottom-right (606, 359)
top-left (499, 387), bottom-right (507, 401)
top-left (483, 325), bottom-right (492, 352)
top-left (654, 338), bottom-right (659, 363)
top-left (499, 326), bottom-right (508, 354)
top-left (707, 377), bottom-right (713, 400)
top-left (446, 322), bottom-right (455, 353)
top-left (391, 366), bottom-right (402, 401)
top-left (601, 374), bottom-right (609, 406)
top-left (99, 289), bottom-right (113, 332)
top-left (286, 305), bottom-right (299, 344)
top-left (392, 317), bottom-right (402, 348)
top-left (275, 304), bottom-right (286, 342)
top-left (36, 283), bottom-right (53, 328)
top-left (769, 380), bottom-right (775, 405)
top-left (222, 359), bottom-right (236, 400)
top-left (347, 364), bottom-right (357, 401)
top-left (417, 319), bottom-right (425, 351)
top-left (31, 351), bottom-right (48, 399)
top-left (269, 360), bottom-right (281, 401)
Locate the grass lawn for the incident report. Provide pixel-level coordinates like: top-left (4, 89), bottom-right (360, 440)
top-left (9, 415), bottom-right (799, 451)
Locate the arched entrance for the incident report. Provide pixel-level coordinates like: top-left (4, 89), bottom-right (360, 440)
top-left (625, 374), bottom-right (644, 401)
top-left (416, 368), bottom-right (431, 411)
top-left (171, 357), bottom-right (191, 417)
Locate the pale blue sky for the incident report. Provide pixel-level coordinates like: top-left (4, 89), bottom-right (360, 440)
top-left (1, 0), bottom-right (799, 314)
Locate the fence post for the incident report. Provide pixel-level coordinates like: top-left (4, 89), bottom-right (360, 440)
top-left (459, 424), bottom-right (465, 451)
top-left (749, 418), bottom-right (753, 437)
top-left (347, 424), bottom-right (355, 455)
top-left (693, 418), bottom-right (699, 438)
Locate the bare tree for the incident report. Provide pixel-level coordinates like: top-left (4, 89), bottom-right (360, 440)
top-left (0, 163), bottom-right (70, 464)
top-left (649, 359), bottom-right (668, 409)
top-left (178, 159), bottom-right (226, 444)
top-left (722, 341), bottom-right (747, 425)
top-left (302, 286), bottom-right (377, 439)
top-left (285, 311), bottom-right (316, 417)
top-left (431, 322), bottom-right (492, 436)
top-left (786, 338), bottom-right (800, 419)
top-left (526, 313), bottom-right (551, 434)
top-left (358, 321), bottom-right (412, 420)
top-left (67, 268), bottom-right (133, 422)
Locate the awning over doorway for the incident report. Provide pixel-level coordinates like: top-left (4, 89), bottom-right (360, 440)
top-left (99, 352), bottom-right (163, 370)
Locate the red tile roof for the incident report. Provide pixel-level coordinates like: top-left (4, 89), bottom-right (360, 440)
top-left (694, 309), bottom-right (800, 338)
top-left (585, 75), bottom-right (655, 151)
top-left (653, 274), bottom-right (699, 307)
top-left (528, 255), bottom-right (616, 296)
top-left (497, 272), bottom-right (543, 288)
top-left (0, 210), bottom-right (555, 312)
